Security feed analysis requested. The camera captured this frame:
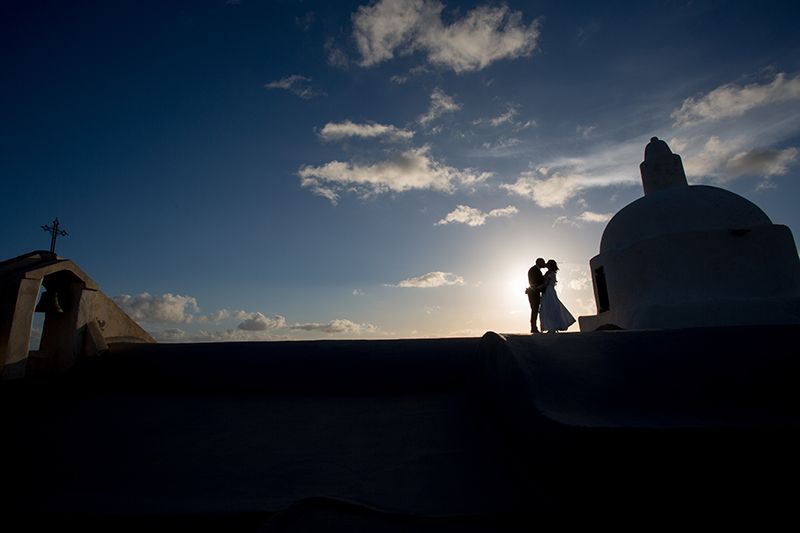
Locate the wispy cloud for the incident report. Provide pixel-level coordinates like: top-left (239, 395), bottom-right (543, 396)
top-left (672, 72), bottom-right (800, 126)
top-left (390, 271), bottom-right (465, 288)
top-left (577, 124), bottom-right (596, 138)
top-left (390, 65), bottom-right (430, 84)
top-left (325, 38), bottom-right (350, 69)
top-left (578, 211), bottom-right (613, 223)
top-left (481, 105), bottom-right (519, 127)
top-left (553, 210), bottom-right (613, 228)
top-left (264, 75), bottom-right (322, 99)
top-left (503, 164), bottom-right (633, 208)
top-left (295, 11), bottom-right (315, 32)
top-left (500, 71), bottom-right (800, 206)
top-left (352, 0), bottom-right (541, 73)
top-left (481, 137), bottom-right (523, 152)
top-left (436, 204), bottom-right (517, 226)
top-left (319, 120), bottom-right (414, 142)
top-left (419, 88), bottom-right (461, 126)
top-left (474, 104), bottom-right (534, 133)
top-left (552, 215), bottom-right (580, 228)
top-left (490, 108), bottom-right (518, 127)
top-left (298, 145), bottom-right (492, 204)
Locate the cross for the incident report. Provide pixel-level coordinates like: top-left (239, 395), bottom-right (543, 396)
top-left (41, 217), bottom-right (68, 254)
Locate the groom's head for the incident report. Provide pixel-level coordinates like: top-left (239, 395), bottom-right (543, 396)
top-left (535, 258), bottom-right (546, 268)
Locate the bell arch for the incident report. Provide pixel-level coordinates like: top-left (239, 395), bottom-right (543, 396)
top-left (1, 251), bottom-right (154, 378)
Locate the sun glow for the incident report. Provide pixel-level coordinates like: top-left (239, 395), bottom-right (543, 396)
top-left (482, 246), bottom-right (591, 334)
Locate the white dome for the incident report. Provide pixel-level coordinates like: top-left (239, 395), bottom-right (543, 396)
top-left (600, 185), bottom-right (772, 253)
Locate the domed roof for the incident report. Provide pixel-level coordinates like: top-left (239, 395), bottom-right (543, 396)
top-left (600, 185), bottom-right (772, 253)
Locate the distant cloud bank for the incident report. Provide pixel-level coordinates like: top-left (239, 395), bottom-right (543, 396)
top-left (290, 319), bottom-right (376, 334)
top-left (115, 292), bottom-right (374, 341)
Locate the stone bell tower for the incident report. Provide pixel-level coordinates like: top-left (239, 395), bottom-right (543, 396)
top-left (0, 250), bottom-right (155, 379)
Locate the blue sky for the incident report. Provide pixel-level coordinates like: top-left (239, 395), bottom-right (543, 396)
top-left (3, 0), bottom-right (800, 340)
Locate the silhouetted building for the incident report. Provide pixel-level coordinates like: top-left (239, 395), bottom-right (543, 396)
top-left (580, 137), bottom-right (800, 331)
top-left (0, 250), bottom-right (154, 378)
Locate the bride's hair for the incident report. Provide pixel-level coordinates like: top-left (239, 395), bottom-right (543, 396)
top-left (546, 259), bottom-right (559, 272)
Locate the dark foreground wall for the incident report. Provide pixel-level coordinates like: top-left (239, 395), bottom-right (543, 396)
top-left (3, 326), bottom-right (800, 530)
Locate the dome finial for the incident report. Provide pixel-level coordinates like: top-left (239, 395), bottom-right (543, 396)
top-left (640, 136), bottom-right (687, 195)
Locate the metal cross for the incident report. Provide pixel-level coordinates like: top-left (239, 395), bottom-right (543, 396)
top-left (41, 217), bottom-right (68, 254)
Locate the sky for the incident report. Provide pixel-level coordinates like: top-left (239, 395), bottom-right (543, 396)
top-left (3, 0), bottom-right (800, 341)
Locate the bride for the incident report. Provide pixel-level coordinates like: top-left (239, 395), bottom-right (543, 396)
top-left (540, 259), bottom-right (576, 333)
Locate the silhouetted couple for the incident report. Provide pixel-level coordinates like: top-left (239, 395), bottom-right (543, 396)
top-left (526, 258), bottom-right (576, 334)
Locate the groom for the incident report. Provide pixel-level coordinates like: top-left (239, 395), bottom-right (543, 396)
top-left (526, 258), bottom-right (546, 333)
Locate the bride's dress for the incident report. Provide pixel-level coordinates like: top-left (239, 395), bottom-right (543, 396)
top-left (540, 272), bottom-right (576, 332)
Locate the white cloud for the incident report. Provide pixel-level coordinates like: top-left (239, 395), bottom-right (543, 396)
top-left (391, 271), bottom-right (465, 287)
top-left (153, 317), bottom-right (375, 342)
top-left (237, 312), bottom-right (286, 331)
top-left (196, 308), bottom-right (232, 324)
top-left (264, 75), bottom-right (322, 99)
top-left (671, 73), bottom-right (800, 126)
top-left (578, 211), bottom-right (613, 223)
top-left (515, 119), bottom-right (537, 130)
top-left (352, 0), bottom-right (541, 73)
top-left (179, 328), bottom-right (289, 342)
top-left (474, 104), bottom-right (534, 134)
top-left (498, 71), bottom-right (800, 207)
top-left (679, 136), bottom-right (798, 182)
top-left (390, 65), bottom-right (429, 84)
top-left (352, 0), bottom-right (435, 67)
top-left (419, 88), bottom-right (461, 125)
top-left (113, 293), bottom-right (199, 324)
top-left (319, 120), bottom-right (413, 142)
top-left (502, 169), bottom-right (613, 208)
top-left (290, 319), bottom-right (377, 334)
top-left (502, 140), bottom-right (642, 207)
top-left (435, 204), bottom-right (518, 226)
top-left (352, 288), bottom-right (365, 296)
top-left (481, 137), bottom-right (523, 151)
top-left (298, 145), bottom-right (492, 204)
top-left (552, 215), bottom-right (580, 228)
top-left (488, 105), bottom-right (519, 127)
top-left (577, 124), bottom-right (596, 137)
